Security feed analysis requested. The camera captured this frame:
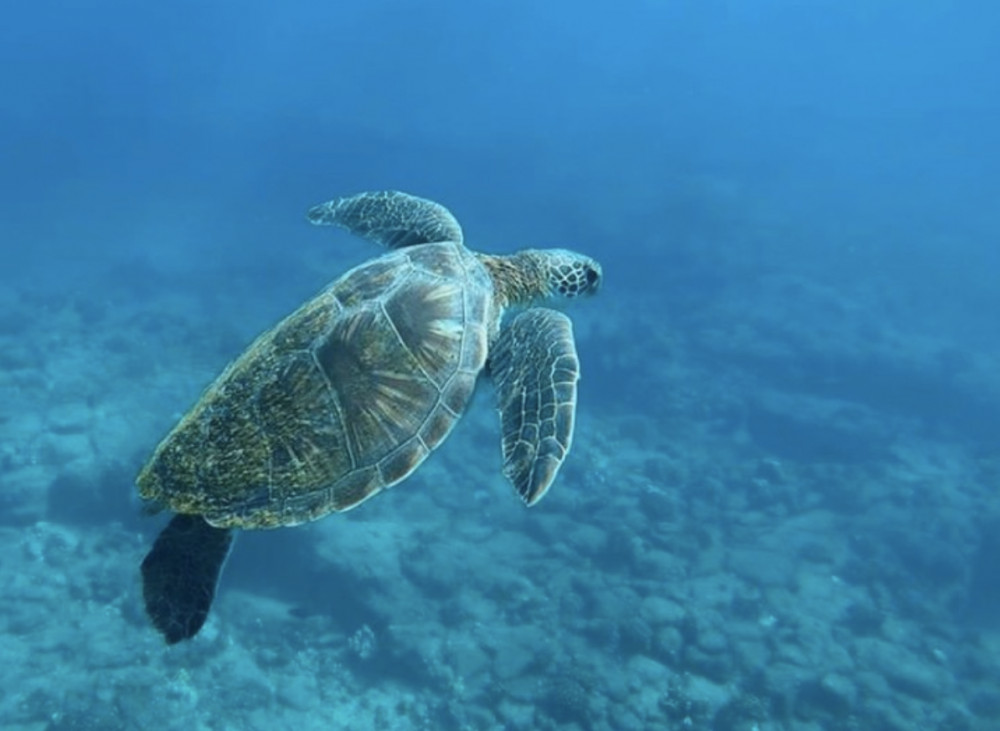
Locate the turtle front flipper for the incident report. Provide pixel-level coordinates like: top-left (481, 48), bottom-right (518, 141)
top-left (140, 514), bottom-right (234, 644)
top-left (306, 190), bottom-right (464, 248)
top-left (490, 308), bottom-right (580, 505)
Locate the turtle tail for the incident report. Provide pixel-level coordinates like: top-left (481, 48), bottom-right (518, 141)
top-left (140, 514), bottom-right (234, 644)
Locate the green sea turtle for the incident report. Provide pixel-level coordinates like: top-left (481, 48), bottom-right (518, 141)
top-left (137, 190), bottom-right (602, 643)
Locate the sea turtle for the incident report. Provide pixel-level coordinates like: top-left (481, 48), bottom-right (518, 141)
top-left (137, 190), bottom-right (602, 643)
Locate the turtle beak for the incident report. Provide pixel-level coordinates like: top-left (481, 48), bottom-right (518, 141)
top-left (584, 262), bottom-right (603, 295)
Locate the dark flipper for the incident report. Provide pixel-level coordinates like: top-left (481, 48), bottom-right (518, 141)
top-left (306, 190), bottom-right (464, 249)
top-left (140, 514), bottom-right (234, 644)
top-left (490, 308), bottom-right (580, 506)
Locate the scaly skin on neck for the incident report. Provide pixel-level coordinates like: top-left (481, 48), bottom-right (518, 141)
top-left (477, 251), bottom-right (549, 309)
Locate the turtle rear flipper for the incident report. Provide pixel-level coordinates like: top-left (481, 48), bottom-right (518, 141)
top-left (490, 308), bottom-right (580, 506)
top-left (140, 515), bottom-right (234, 644)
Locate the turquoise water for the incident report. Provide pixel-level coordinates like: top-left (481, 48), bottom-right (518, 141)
top-left (2, 1), bottom-right (999, 729)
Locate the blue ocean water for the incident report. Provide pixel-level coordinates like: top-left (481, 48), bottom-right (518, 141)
top-left (2, 0), bottom-right (999, 728)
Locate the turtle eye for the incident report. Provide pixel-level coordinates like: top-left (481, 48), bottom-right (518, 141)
top-left (585, 267), bottom-right (599, 286)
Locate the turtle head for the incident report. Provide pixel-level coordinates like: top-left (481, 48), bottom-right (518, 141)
top-left (481, 248), bottom-right (602, 307)
top-left (537, 248), bottom-right (603, 298)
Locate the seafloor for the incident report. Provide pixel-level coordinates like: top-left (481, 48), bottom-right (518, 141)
top-left (2, 196), bottom-right (999, 731)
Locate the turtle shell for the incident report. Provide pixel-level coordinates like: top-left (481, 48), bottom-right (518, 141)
top-left (137, 242), bottom-right (493, 528)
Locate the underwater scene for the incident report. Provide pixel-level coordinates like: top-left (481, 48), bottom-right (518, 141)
top-left (1, 1), bottom-right (999, 729)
